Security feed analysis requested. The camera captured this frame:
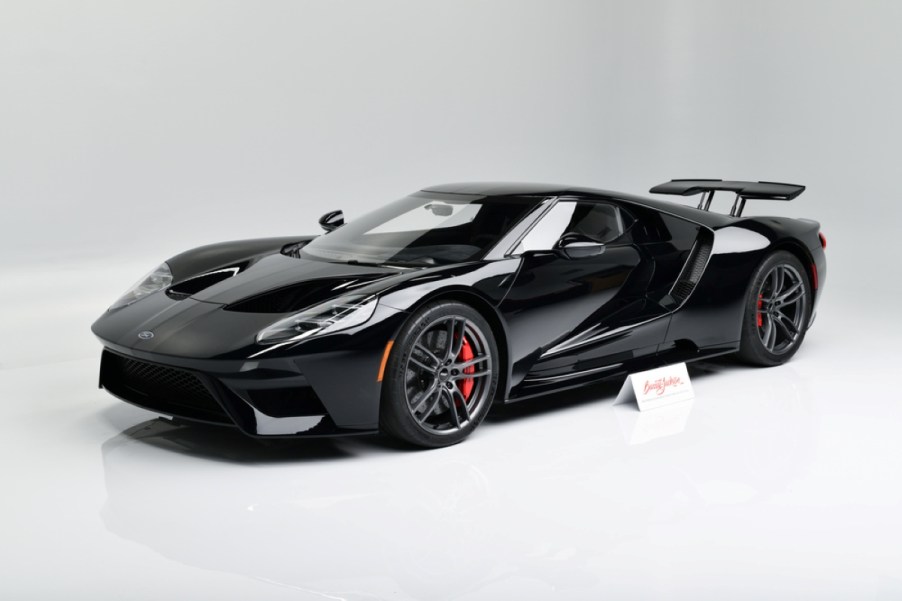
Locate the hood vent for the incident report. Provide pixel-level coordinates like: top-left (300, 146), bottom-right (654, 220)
top-left (225, 277), bottom-right (384, 313)
top-left (166, 264), bottom-right (246, 300)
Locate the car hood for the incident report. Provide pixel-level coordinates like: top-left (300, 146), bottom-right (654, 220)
top-left (187, 254), bottom-right (402, 306)
top-left (92, 253), bottom-right (520, 360)
top-left (91, 254), bottom-right (408, 359)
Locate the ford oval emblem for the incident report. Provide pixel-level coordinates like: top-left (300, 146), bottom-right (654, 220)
top-left (137, 330), bottom-right (154, 340)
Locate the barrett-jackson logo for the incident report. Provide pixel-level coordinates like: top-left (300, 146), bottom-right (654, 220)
top-left (643, 376), bottom-right (683, 397)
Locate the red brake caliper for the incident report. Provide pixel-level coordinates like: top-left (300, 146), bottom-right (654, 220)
top-left (757, 293), bottom-right (764, 328)
top-left (458, 337), bottom-right (476, 401)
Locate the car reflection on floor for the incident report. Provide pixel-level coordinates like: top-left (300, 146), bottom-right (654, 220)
top-left (98, 360), bottom-right (817, 600)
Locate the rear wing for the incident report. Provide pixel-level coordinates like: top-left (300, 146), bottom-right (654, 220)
top-left (649, 179), bottom-right (805, 217)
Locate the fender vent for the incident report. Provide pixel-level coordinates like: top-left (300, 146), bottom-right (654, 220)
top-left (669, 236), bottom-right (712, 304)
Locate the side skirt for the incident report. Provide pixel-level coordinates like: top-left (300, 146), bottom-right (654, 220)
top-left (501, 343), bottom-right (739, 404)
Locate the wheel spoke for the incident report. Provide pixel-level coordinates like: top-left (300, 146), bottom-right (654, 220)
top-left (414, 343), bottom-right (441, 367)
top-left (767, 267), bottom-right (777, 298)
top-left (773, 315), bottom-right (794, 341)
top-left (451, 385), bottom-right (471, 421)
top-left (759, 315), bottom-right (769, 349)
top-left (453, 355), bottom-right (489, 370)
top-left (453, 322), bottom-right (468, 358)
top-left (787, 289), bottom-right (806, 305)
top-left (775, 310), bottom-right (800, 335)
top-left (416, 388), bottom-right (444, 424)
top-left (408, 356), bottom-right (434, 373)
top-left (443, 387), bottom-right (461, 428)
top-left (782, 287), bottom-right (806, 306)
top-left (411, 379), bottom-right (439, 412)
top-left (445, 318), bottom-right (466, 361)
top-left (774, 280), bottom-right (802, 304)
top-left (768, 316), bottom-right (779, 349)
top-left (441, 319), bottom-right (457, 361)
top-left (773, 265), bottom-right (785, 295)
top-left (760, 314), bottom-right (775, 350)
top-left (453, 369), bottom-right (490, 380)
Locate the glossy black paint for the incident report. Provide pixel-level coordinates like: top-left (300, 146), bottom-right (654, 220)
top-left (650, 179), bottom-right (805, 200)
top-left (166, 236), bottom-right (313, 282)
top-left (92, 182), bottom-right (826, 438)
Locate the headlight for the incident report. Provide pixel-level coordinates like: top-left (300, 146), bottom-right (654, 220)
top-left (109, 263), bottom-right (173, 310)
top-left (257, 294), bottom-right (379, 345)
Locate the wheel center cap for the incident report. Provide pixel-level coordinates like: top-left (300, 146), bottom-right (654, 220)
top-left (438, 368), bottom-right (450, 381)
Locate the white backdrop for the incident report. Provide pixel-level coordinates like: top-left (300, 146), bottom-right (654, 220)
top-left (3, 0), bottom-right (901, 282)
top-left (3, 2), bottom-right (902, 599)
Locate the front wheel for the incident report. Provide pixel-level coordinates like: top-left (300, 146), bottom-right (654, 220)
top-left (380, 301), bottom-right (499, 448)
top-left (737, 251), bottom-right (812, 366)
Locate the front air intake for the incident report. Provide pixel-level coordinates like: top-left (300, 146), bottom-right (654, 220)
top-left (100, 350), bottom-right (231, 425)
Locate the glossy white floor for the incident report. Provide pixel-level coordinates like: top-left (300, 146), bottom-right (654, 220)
top-left (2, 260), bottom-right (900, 600)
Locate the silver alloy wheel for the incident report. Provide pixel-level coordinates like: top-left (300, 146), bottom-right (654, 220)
top-left (404, 316), bottom-right (493, 435)
top-left (756, 263), bottom-right (808, 355)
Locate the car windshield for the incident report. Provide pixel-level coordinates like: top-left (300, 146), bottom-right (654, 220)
top-left (301, 192), bottom-right (538, 266)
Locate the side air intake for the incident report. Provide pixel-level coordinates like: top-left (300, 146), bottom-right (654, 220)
top-left (669, 235), bottom-right (712, 304)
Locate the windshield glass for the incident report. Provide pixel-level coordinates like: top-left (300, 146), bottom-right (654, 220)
top-left (301, 192), bottom-right (538, 266)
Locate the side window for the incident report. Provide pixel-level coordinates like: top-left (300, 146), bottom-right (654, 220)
top-left (514, 200), bottom-right (633, 254)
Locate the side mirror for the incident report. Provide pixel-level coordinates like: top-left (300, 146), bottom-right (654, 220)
top-left (424, 203), bottom-right (454, 217)
top-left (318, 210), bottom-right (344, 232)
top-left (556, 232), bottom-right (605, 259)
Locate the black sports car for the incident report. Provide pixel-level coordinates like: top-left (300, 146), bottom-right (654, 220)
top-left (92, 180), bottom-right (826, 447)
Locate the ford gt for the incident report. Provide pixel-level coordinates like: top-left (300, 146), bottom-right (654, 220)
top-left (92, 180), bottom-right (826, 447)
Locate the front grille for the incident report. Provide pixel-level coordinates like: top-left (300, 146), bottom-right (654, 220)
top-left (101, 351), bottom-right (231, 424)
top-left (119, 356), bottom-right (211, 402)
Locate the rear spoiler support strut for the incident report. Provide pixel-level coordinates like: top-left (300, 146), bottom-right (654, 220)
top-left (650, 179), bottom-right (805, 218)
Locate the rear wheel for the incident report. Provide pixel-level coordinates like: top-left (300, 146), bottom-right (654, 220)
top-left (737, 251), bottom-right (812, 366)
top-left (380, 301), bottom-right (499, 448)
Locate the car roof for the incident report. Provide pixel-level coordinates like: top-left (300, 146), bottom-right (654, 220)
top-left (422, 182), bottom-right (736, 228)
top-left (423, 182), bottom-right (572, 196)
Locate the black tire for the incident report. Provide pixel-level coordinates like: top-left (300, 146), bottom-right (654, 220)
top-left (380, 301), bottom-right (499, 448)
top-left (737, 251), bottom-right (812, 366)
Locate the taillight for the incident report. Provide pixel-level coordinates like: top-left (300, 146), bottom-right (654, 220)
top-left (818, 232), bottom-right (827, 249)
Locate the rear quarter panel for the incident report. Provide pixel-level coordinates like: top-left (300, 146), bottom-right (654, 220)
top-left (663, 216), bottom-right (825, 352)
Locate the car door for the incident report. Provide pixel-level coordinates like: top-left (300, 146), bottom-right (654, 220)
top-left (497, 198), bottom-right (668, 394)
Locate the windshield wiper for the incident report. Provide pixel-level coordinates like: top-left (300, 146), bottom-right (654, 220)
top-left (342, 259), bottom-right (414, 269)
